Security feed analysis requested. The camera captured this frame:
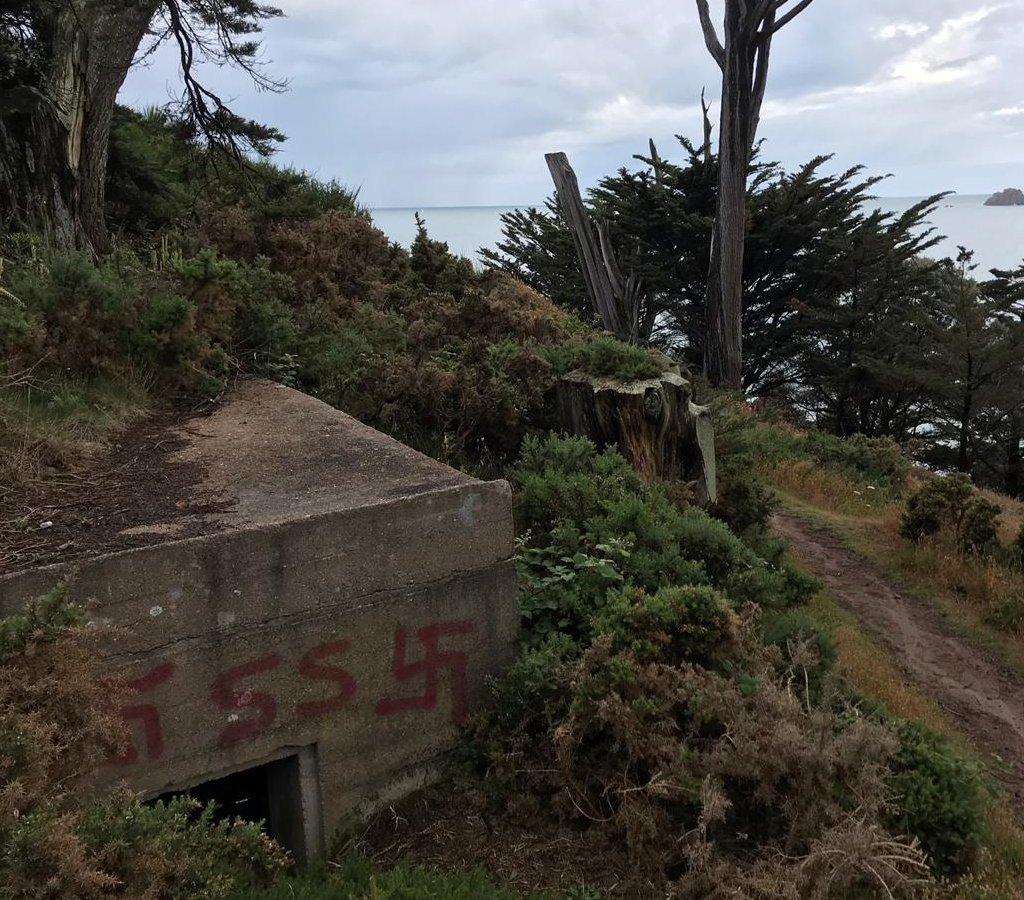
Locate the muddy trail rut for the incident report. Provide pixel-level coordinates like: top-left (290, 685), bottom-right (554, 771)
top-left (773, 511), bottom-right (1024, 809)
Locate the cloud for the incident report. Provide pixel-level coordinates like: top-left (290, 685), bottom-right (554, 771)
top-left (890, 7), bottom-right (1001, 86)
top-left (877, 22), bottom-right (930, 40)
top-left (120, 0), bottom-right (1024, 204)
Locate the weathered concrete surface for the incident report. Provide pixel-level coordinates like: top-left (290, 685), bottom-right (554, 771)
top-left (0, 380), bottom-right (518, 850)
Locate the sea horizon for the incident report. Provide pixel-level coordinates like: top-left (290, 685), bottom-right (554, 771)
top-left (371, 193), bottom-right (1024, 275)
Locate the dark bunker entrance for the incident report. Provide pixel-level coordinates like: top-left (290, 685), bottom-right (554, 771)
top-left (150, 747), bottom-right (323, 865)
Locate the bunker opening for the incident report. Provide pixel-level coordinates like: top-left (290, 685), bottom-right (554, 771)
top-left (149, 747), bottom-right (323, 865)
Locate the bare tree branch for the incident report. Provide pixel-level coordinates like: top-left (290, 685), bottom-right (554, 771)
top-left (773, 0), bottom-right (815, 32)
top-left (750, 7), bottom-right (775, 134)
top-left (695, 0), bottom-right (725, 69)
top-left (700, 87), bottom-right (713, 165)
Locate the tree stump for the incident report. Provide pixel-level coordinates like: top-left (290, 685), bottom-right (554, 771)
top-left (556, 370), bottom-right (717, 505)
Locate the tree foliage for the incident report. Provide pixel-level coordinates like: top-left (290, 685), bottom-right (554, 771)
top-left (485, 136), bottom-right (1024, 496)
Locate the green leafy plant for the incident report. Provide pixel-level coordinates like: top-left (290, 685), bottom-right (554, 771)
top-left (886, 721), bottom-right (987, 877)
top-left (900, 474), bottom-right (1002, 554)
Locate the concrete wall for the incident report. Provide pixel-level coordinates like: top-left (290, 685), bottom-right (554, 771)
top-left (0, 381), bottom-right (519, 853)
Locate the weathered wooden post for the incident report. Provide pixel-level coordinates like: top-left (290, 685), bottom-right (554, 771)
top-left (544, 151), bottom-right (646, 345)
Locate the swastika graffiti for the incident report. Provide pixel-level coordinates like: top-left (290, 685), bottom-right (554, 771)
top-left (107, 619), bottom-right (478, 766)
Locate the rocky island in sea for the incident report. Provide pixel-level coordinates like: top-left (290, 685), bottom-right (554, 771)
top-left (985, 187), bottom-right (1024, 206)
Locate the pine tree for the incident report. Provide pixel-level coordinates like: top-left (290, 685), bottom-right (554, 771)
top-left (920, 250), bottom-right (1024, 478)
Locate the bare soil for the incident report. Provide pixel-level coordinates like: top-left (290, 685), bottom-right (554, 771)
top-left (0, 402), bottom-right (229, 575)
top-left (773, 511), bottom-right (1024, 809)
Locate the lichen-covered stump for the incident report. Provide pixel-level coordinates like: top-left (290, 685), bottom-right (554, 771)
top-left (556, 371), bottom-right (717, 505)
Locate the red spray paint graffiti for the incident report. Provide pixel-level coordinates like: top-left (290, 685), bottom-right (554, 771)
top-left (107, 661), bottom-right (176, 765)
top-left (107, 619), bottom-right (478, 764)
top-left (375, 621), bottom-right (478, 724)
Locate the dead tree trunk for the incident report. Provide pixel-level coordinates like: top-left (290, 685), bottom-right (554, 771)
top-left (545, 151), bottom-right (648, 344)
top-left (556, 369), bottom-right (717, 505)
top-left (696, 0), bottom-right (816, 388)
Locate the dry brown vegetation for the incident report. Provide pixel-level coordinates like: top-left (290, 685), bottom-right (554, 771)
top-left (0, 373), bottom-right (149, 495)
top-left (0, 591), bottom-right (289, 898)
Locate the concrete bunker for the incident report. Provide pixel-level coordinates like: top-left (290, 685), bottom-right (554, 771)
top-left (0, 380), bottom-right (520, 858)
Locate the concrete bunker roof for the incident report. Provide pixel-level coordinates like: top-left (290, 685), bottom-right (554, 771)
top-left (182, 379), bottom-right (477, 528)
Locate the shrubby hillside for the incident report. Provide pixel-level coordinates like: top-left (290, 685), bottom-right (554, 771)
top-left (1, 109), bottom-right (1021, 899)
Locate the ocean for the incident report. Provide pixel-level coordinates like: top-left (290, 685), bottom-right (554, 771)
top-left (372, 194), bottom-right (1024, 277)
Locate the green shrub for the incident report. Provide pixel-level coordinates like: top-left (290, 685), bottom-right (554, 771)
top-left (590, 584), bottom-right (740, 668)
top-left (900, 474), bottom-right (974, 542)
top-left (481, 634), bottom-right (578, 748)
top-left (801, 431), bottom-right (909, 493)
top-left (0, 584), bottom-right (80, 660)
top-left (6, 251), bottom-right (137, 376)
top-left (516, 534), bottom-right (630, 648)
top-left (0, 591), bottom-right (289, 898)
top-left (886, 721), bottom-right (987, 877)
top-left (900, 474), bottom-right (1002, 554)
top-left (76, 795), bottom-right (287, 899)
top-left (959, 494), bottom-right (1002, 553)
top-left (512, 435), bottom-right (645, 538)
top-left (984, 593), bottom-right (1024, 633)
top-left (712, 458), bottom-right (778, 536)
top-left (566, 335), bottom-right (664, 381)
top-left (758, 608), bottom-right (837, 698)
top-left (512, 434), bottom-right (812, 624)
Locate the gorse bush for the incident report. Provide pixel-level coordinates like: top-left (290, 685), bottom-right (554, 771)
top-left (510, 434), bottom-right (811, 618)
top-left (801, 431), bottom-right (909, 494)
top-left (0, 589), bottom-right (288, 898)
top-left (106, 105), bottom-right (361, 244)
top-left (887, 722), bottom-right (988, 877)
top-left (900, 474), bottom-right (1002, 553)
top-left (474, 434), bottom-right (985, 895)
top-left (4, 203), bottom-right (668, 471)
top-left (544, 334), bottom-right (665, 381)
top-left (712, 455), bottom-right (779, 536)
top-left (984, 592), bottom-right (1024, 634)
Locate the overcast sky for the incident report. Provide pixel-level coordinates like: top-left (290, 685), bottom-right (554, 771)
top-left (121, 1), bottom-right (1024, 208)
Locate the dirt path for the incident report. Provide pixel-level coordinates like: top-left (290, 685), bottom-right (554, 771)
top-left (773, 511), bottom-right (1024, 808)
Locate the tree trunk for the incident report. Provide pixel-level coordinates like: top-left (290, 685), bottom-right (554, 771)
top-left (555, 369), bottom-right (717, 505)
top-left (545, 151), bottom-right (647, 344)
top-left (0, 1), bottom-right (157, 251)
top-left (1005, 413), bottom-right (1022, 499)
top-left (703, 3), bottom-right (753, 390)
top-left (0, 7), bottom-right (89, 247)
top-left (958, 390), bottom-right (973, 473)
top-left (79, 2), bottom-right (160, 251)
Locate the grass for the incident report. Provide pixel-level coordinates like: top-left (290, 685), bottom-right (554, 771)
top-left (768, 457), bottom-right (894, 518)
top-left (778, 488), bottom-right (1024, 682)
top-left (230, 857), bottom-right (582, 900)
top-left (805, 589), bottom-right (954, 737)
top-left (757, 429), bottom-right (1024, 681)
top-left (0, 373), bottom-right (151, 494)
